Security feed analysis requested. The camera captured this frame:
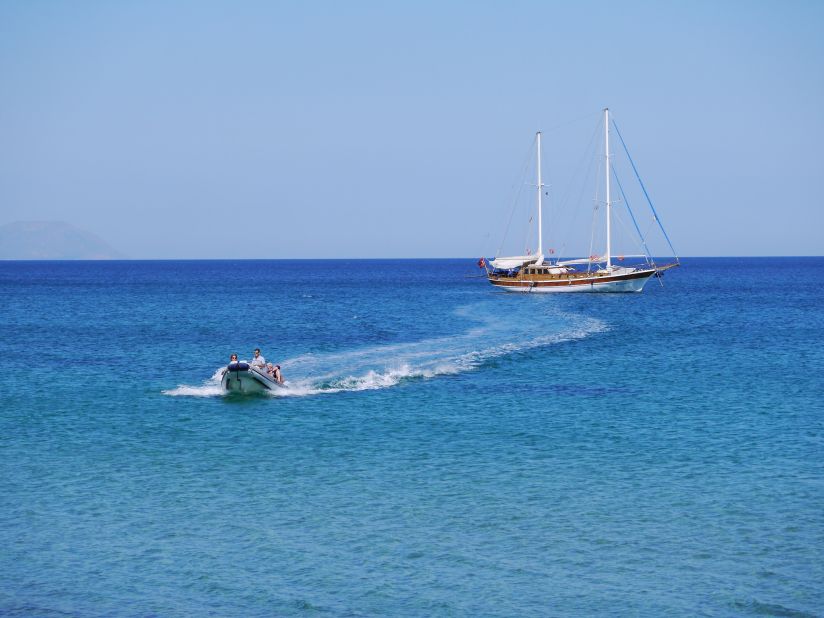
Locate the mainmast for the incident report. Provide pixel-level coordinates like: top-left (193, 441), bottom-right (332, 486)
top-left (604, 108), bottom-right (612, 270)
top-left (536, 131), bottom-right (543, 264)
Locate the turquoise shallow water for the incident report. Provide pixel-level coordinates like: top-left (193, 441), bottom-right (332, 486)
top-left (1, 258), bottom-right (822, 616)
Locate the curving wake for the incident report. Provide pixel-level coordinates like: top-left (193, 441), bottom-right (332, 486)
top-left (163, 303), bottom-right (606, 398)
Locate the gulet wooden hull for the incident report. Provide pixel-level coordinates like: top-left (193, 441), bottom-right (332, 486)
top-left (487, 265), bottom-right (674, 293)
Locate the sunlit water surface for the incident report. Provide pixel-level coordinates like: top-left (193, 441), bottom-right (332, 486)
top-left (1, 258), bottom-right (822, 616)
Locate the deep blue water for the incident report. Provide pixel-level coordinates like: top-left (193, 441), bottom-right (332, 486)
top-left (1, 258), bottom-right (822, 617)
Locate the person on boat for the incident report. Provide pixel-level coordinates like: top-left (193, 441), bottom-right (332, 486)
top-left (250, 348), bottom-right (266, 369)
top-left (264, 362), bottom-right (284, 383)
top-left (221, 353), bottom-right (240, 378)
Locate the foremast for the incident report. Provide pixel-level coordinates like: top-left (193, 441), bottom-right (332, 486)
top-left (604, 108), bottom-right (612, 271)
top-left (536, 131), bottom-right (544, 265)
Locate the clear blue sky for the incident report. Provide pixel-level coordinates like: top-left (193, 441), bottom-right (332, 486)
top-left (1, 0), bottom-right (822, 258)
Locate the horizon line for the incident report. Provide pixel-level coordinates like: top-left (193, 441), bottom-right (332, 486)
top-left (2, 255), bottom-right (823, 262)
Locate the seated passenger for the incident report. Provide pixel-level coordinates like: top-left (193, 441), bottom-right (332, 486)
top-left (222, 353), bottom-right (240, 377)
top-left (250, 348), bottom-right (266, 369)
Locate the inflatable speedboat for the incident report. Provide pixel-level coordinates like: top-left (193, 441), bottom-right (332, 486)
top-left (221, 362), bottom-right (286, 393)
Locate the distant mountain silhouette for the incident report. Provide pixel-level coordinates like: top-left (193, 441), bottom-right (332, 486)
top-left (0, 221), bottom-right (125, 259)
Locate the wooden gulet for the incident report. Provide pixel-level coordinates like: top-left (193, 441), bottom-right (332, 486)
top-left (484, 109), bottom-right (678, 294)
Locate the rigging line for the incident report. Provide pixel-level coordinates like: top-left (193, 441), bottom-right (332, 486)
top-left (587, 191), bottom-right (599, 273)
top-left (642, 217), bottom-right (656, 244)
top-left (610, 207), bottom-right (645, 260)
top-left (496, 135), bottom-right (537, 257)
top-left (612, 119), bottom-right (679, 261)
top-left (497, 178), bottom-right (527, 257)
top-left (555, 117), bottom-right (601, 216)
top-left (552, 118), bottom-right (601, 254)
top-left (612, 168), bottom-right (654, 265)
top-left (522, 202), bottom-right (535, 256)
top-left (587, 147), bottom-right (606, 273)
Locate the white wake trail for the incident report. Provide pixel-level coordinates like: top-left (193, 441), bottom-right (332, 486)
top-left (164, 305), bottom-right (606, 398)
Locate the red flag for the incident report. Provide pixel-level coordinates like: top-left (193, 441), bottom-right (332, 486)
top-left (477, 257), bottom-right (486, 269)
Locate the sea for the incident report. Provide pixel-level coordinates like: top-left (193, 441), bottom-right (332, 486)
top-left (1, 257), bottom-right (822, 617)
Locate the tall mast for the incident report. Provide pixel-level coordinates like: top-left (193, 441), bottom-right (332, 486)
top-left (536, 131), bottom-right (543, 260)
top-left (604, 108), bottom-right (612, 270)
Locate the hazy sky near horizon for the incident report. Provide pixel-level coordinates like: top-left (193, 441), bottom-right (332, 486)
top-left (1, 1), bottom-right (822, 258)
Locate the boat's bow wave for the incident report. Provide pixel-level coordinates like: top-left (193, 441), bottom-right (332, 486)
top-left (163, 368), bottom-right (228, 397)
top-left (163, 303), bottom-right (606, 398)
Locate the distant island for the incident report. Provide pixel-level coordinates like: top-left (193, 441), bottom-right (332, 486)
top-left (0, 221), bottom-right (125, 260)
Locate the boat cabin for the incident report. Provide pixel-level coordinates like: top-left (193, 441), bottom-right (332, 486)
top-left (522, 265), bottom-right (571, 276)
